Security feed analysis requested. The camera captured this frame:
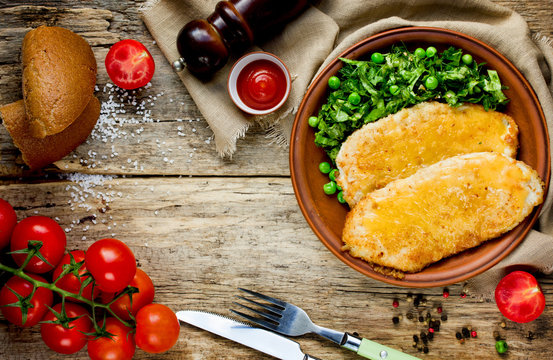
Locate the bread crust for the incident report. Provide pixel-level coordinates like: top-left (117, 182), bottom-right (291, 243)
top-left (22, 26), bottom-right (97, 138)
top-left (336, 102), bottom-right (519, 207)
top-left (1, 97), bottom-right (100, 169)
top-left (342, 152), bottom-right (544, 273)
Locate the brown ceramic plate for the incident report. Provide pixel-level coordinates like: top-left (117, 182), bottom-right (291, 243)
top-left (290, 27), bottom-right (551, 287)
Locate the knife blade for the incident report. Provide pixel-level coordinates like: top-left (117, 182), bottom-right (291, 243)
top-left (176, 310), bottom-right (321, 360)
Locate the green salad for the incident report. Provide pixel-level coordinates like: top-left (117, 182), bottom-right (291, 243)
top-left (309, 44), bottom-right (509, 162)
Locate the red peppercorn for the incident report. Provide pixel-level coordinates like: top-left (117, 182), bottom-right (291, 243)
top-left (443, 289), bottom-right (450, 298)
top-left (428, 327), bottom-right (435, 333)
top-left (437, 306), bottom-right (443, 314)
top-left (393, 299), bottom-right (399, 308)
top-left (460, 292), bottom-right (467, 298)
top-left (471, 330), bottom-right (477, 338)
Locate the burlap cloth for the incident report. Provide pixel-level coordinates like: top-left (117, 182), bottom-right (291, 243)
top-left (142, 0), bottom-right (553, 298)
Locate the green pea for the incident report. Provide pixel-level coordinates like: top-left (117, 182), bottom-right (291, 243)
top-left (328, 76), bottom-right (341, 89)
top-left (495, 340), bottom-right (508, 354)
top-left (348, 92), bottom-right (361, 105)
top-left (337, 191), bottom-right (346, 204)
top-left (462, 54), bottom-right (473, 65)
top-left (371, 52), bottom-right (385, 64)
top-left (323, 181), bottom-right (337, 195)
top-left (414, 48), bottom-right (426, 58)
top-left (319, 162), bottom-right (331, 174)
top-left (329, 169), bottom-right (339, 181)
top-left (425, 76), bottom-right (439, 90)
top-left (308, 116), bottom-right (319, 127)
top-left (426, 46), bottom-right (437, 57)
top-left (336, 184), bottom-right (342, 191)
top-left (389, 85), bottom-right (400, 95)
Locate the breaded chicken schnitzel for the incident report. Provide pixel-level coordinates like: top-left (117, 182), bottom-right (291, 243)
top-left (336, 102), bottom-right (519, 207)
top-left (342, 152), bottom-right (544, 273)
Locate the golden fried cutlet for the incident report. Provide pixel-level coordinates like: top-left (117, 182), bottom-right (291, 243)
top-left (342, 152), bottom-right (544, 273)
top-left (336, 102), bottom-right (519, 207)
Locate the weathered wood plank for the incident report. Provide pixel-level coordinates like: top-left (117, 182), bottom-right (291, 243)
top-left (1, 178), bottom-right (553, 359)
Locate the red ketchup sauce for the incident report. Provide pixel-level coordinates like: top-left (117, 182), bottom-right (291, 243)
top-left (236, 59), bottom-right (287, 111)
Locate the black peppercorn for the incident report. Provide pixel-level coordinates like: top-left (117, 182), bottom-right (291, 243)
top-left (462, 327), bottom-right (470, 338)
top-left (427, 331), bottom-right (434, 340)
top-left (418, 315), bottom-right (424, 322)
top-left (413, 335), bottom-right (419, 343)
top-left (406, 312), bottom-right (414, 320)
top-left (456, 332), bottom-right (462, 340)
top-left (392, 316), bottom-right (400, 324)
top-left (414, 297), bottom-right (420, 307)
top-left (423, 346), bottom-right (429, 354)
top-left (493, 331), bottom-right (501, 341)
top-left (440, 314), bottom-right (448, 322)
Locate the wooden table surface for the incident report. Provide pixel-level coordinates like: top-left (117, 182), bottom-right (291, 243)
top-left (1, 1), bottom-right (552, 359)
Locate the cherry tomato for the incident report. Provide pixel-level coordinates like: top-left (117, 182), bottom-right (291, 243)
top-left (85, 238), bottom-right (136, 293)
top-left (105, 39), bottom-right (155, 90)
top-left (0, 273), bottom-right (53, 327)
top-left (135, 303), bottom-right (180, 353)
top-left (0, 198), bottom-right (17, 249)
top-left (88, 317), bottom-right (135, 360)
top-left (52, 250), bottom-right (100, 302)
top-left (495, 271), bottom-right (545, 323)
top-left (101, 268), bottom-right (155, 320)
top-left (10, 216), bottom-right (66, 273)
top-left (40, 302), bottom-right (92, 354)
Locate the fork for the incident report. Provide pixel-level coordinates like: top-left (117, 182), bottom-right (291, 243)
top-left (231, 288), bottom-right (421, 360)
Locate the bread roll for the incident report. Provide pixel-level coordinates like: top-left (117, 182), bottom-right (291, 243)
top-left (22, 26), bottom-right (97, 138)
top-left (0, 97), bottom-right (100, 169)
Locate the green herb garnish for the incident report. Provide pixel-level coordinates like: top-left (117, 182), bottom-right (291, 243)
top-left (313, 45), bottom-right (509, 162)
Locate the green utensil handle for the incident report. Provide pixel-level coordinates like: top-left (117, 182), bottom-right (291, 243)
top-left (357, 338), bottom-right (421, 360)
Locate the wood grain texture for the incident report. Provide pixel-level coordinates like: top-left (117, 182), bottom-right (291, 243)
top-left (0, 1), bottom-right (552, 359)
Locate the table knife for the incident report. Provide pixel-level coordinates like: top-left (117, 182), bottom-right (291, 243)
top-left (176, 310), bottom-right (321, 360)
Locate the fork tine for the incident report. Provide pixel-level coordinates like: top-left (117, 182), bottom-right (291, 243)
top-left (238, 288), bottom-right (287, 308)
top-left (230, 309), bottom-right (279, 331)
top-left (235, 295), bottom-right (283, 315)
top-left (232, 301), bottom-right (282, 322)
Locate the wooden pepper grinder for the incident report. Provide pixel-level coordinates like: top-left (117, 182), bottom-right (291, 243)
top-left (172, 0), bottom-right (308, 77)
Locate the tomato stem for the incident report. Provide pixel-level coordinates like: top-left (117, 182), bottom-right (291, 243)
top-left (0, 260), bottom-right (134, 329)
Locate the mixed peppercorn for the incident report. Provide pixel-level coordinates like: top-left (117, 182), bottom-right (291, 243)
top-left (389, 288), bottom-right (509, 356)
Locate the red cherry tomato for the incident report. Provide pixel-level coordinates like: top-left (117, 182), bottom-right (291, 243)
top-left (0, 273), bottom-right (53, 327)
top-left (85, 238), bottom-right (136, 293)
top-left (40, 302), bottom-right (92, 354)
top-left (87, 317), bottom-right (135, 360)
top-left (135, 303), bottom-right (180, 353)
top-left (10, 216), bottom-right (66, 273)
top-left (52, 250), bottom-right (100, 302)
top-left (0, 198), bottom-right (17, 249)
top-left (495, 271), bottom-right (546, 323)
top-left (105, 39), bottom-right (155, 90)
top-left (101, 268), bottom-right (155, 320)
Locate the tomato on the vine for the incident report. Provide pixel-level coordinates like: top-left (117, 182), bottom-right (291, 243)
top-left (85, 238), bottom-right (136, 293)
top-left (105, 39), bottom-right (155, 90)
top-left (135, 303), bottom-right (180, 353)
top-left (0, 273), bottom-right (53, 327)
top-left (0, 198), bottom-right (17, 249)
top-left (101, 268), bottom-right (155, 320)
top-left (52, 250), bottom-right (100, 302)
top-left (40, 302), bottom-right (92, 354)
top-left (87, 317), bottom-right (135, 360)
top-left (10, 216), bottom-right (66, 273)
